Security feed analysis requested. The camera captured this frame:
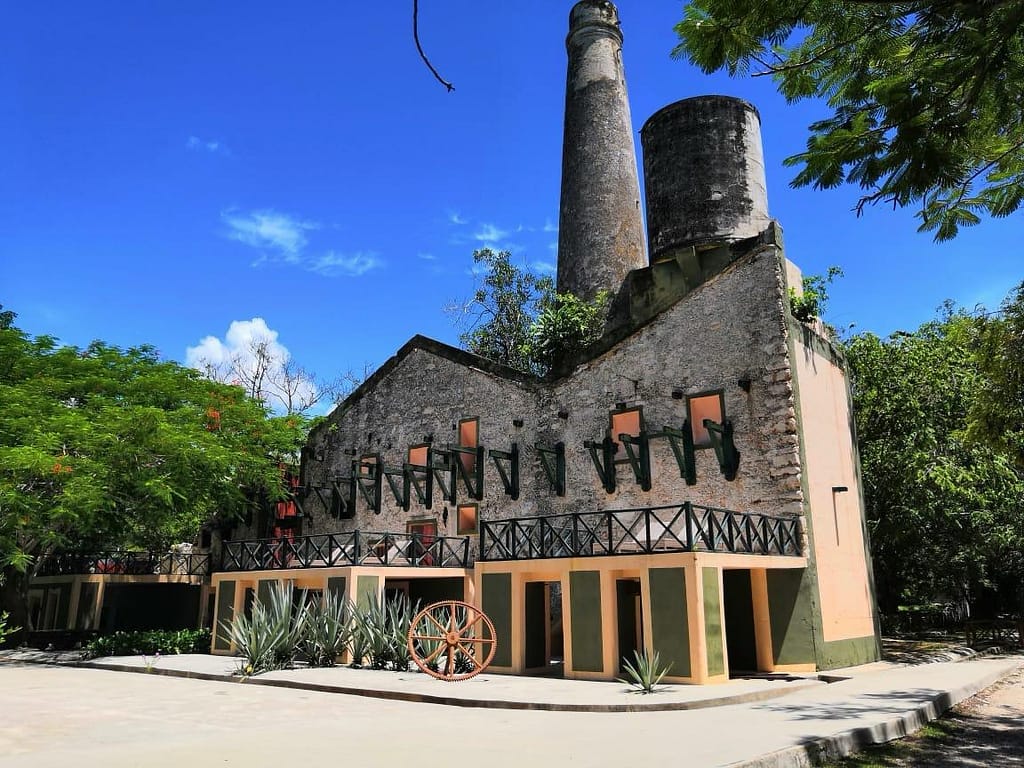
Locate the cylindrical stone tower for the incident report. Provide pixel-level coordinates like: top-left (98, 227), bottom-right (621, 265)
top-left (641, 96), bottom-right (770, 262)
top-left (557, 0), bottom-right (646, 302)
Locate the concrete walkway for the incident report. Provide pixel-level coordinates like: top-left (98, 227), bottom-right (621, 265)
top-left (1, 650), bottom-right (1021, 766)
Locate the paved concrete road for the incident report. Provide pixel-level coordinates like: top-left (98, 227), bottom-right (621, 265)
top-left (0, 658), bottom-right (1020, 768)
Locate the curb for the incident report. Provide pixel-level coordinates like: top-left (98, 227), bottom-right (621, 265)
top-left (725, 657), bottom-right (1024, 768)
top-left (3, 655), bottom-right (819, 713)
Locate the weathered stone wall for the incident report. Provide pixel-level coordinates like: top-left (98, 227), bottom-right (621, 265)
top-left (291, 244), bottom-right (804, 561)
top-left (301, 346), bottom-right (542, 544)
top-left (546, 245), bottom-right (802, 519)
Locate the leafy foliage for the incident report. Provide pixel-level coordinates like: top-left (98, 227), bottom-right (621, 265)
top-left (844, 299), bottom-right (1024, 617)
top-left (969, 281), bottom-right (1024, 471)
top-left (83, 629), bottom-right (210, 658)
top-left (0, 306), bottom-right (308, 601)
top-left (449, 249), bottom-right (608, 376)
top-left (0, 610), bottom-right (19, 647)
top-left (450, 249), bottom-right (554, 372)
top-left (617, 648), bottom-right (672, 694)
top-left (673, 1), bottom-right (1024, 240)
top-left (789, 266), bottom-right (844, 324)
top-left (530, 290), bottom-right (610, 374)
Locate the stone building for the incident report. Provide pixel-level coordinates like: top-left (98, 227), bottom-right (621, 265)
top-left (206, 0), bottom-right (881, 682)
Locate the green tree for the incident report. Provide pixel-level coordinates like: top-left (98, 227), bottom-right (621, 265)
top-left (448, 249), bottom-right (609, 376)
top-left (449, 249), bottom-right (553, 372)
top-left (673, 1), bottom-right (1024, 240)
top-left (845, 305), bottom-right (1024, 618)
top-left (0, 308), bottom-right (308, 629)
top-left (969, 281), bottom-right (1024, 470)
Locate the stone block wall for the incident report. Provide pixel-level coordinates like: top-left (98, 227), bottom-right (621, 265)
top-left (273, 241), bottom-right (806, 560)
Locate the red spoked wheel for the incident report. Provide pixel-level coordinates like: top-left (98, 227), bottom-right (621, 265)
top-left (407, 600), bottom-right (497, 681)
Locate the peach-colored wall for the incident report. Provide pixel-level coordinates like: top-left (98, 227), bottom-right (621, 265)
top-left (792, 329), bottom-right (876, 642)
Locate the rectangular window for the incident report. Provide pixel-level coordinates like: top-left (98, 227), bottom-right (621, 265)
top-left (609, 407), bottom-right (643, 440)
top-left (687, 392), bottom-right (725, 448)
top-left (458, 417), bottom-right (479, 475)
top-left (457, 503), bottom-right (478, 535)
top-left (408, 443), bottom-right (429, 467)
top-left (408, 518), bottom-right (438, 565)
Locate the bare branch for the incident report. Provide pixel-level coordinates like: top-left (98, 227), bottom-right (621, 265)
top-left (413, 0), bottom-right (454, 92)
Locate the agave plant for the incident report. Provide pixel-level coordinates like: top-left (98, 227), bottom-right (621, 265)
top-left (354, 595), bottom-right (393, 670)
top-left (264, 581), bottom-right (304, 669)
top-left (617, 648), bottom-right (672, 694)
top-left (223, 600), bottom-right (288, 676)
top-left (385, 594), bottom-right (419, 671)
top-left (299, 592), bottom-right (354, 668)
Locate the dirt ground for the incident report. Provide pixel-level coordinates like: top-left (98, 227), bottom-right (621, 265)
top-left (831, 662), bottom-right (1024, 767)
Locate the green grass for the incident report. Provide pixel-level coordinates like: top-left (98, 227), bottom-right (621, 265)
top-left (821, 720), bottom-right (959, 767)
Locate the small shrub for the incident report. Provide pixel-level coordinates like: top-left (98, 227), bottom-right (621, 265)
top-left (617, 649), bottom-right (672, 694)
top-left (84, 629), bottom-right (210, 659)
top-left (0, 611), bottom-right (20, 647)
top-left (264, 581), bottom-right (304, 669)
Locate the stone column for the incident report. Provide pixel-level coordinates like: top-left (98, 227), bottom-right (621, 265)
top-left (557, 0), bottom-right (646, 303)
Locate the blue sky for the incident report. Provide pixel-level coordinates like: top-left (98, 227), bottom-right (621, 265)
top-left (3, 1), bottom-right (1021, 402)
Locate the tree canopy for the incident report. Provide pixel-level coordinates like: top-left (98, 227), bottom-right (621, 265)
top-left (674, 1), bottom-right (1024, 240)
top-left (0, 308), bottom-right (308, 580)
top-left (844, 292), bottom-right (1024, 618)
top-left (448, 248), bottom-right (608, 376)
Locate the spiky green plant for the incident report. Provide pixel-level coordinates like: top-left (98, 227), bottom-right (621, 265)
top-left (385, 594), bottom-right (419, 671)
top-left (299, 592), bottom-right (354, 668)
top-left (354, 596), bottom-right (392, 670)
top-left (264, 581), bottom-right (304, 669)
top-left (617, 649), bottom-right (672, 694)
top-left (223, 601), bottom-right (288, 677)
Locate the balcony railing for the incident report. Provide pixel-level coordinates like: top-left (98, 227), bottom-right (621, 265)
top-left (221, 530), bottom-right (470, 572)
top-left (479, 503), bottom-right (802, 561)
top-left (36, 550), bottom-right (212, 577)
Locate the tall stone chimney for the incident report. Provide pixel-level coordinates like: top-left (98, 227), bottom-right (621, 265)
top-left (557, 0), bottom-right (646, 303)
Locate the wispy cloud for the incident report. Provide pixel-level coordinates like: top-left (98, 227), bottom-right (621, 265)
top-left (531, 261), bottom-right (556, 275)
top-left (449, 211), bottom-right (467, 225)
top-left (308, 251), bottom-right (382, 277)
top-left (474, 223), bottom-right (508, 243)
top-left (418, 252), bottom-right (437, 261)
top-left (543, 219), bottom-right (558, 233)
top-left (223, 209), bottom-right (316, 258)
top-left (221, 208), bottom-right (382, 278)
top-left (187, 135), bottom-right (227, 154)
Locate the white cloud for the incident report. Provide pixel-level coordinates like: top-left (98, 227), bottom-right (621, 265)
top-left (308, 251), bottom-right (382, 277)
top-left (187, 135), bottom-right (227, 154)
top-left (186, 318), bottom-right (316, 413)
top-left (543, 219), bottom-right (558, 233)
top-left (418, 252), bottom-right (437, 260)
top-left (223, 209), bottom-right (316, 258)
top-left (449, 211), bottom-right (467, 225)
top-left (474, 223), bottom-right (508, 243)
top-left (531, 261), bottom-right (556, 275)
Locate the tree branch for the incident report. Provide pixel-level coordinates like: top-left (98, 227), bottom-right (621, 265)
top-left (413, 0), bottom-right (454, 92)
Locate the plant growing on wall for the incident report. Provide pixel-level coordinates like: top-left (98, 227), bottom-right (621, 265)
top-left (789, 266), bottom-right (843, 324)
top-left (448, 249), bottom-right (608, 376)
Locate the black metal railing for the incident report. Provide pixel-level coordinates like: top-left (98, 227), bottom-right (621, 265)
top-left (220, 530), bottom-right (470, 572)
top-left (478, 503), bottom-right (802, 561)
top-left (36, 550), bottom-right (212, 577)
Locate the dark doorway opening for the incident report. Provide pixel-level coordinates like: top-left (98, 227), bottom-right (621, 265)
top-left (723, 569), bottom-right (758, 676)
top-left (616, 578), bottom-right (643, 672)
top-left (524, 581), bottom-right (563, 675)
